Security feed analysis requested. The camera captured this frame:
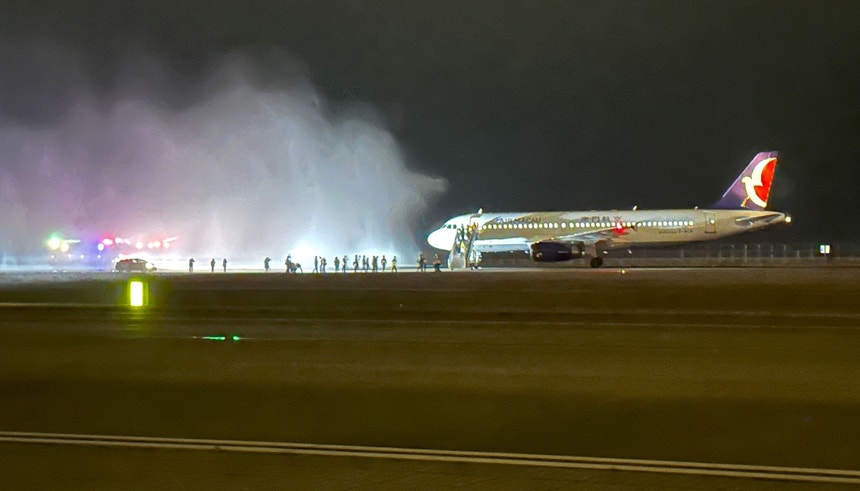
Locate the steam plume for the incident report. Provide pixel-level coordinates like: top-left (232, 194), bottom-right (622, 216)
top-left (0, 45), bottom-right (447, 268)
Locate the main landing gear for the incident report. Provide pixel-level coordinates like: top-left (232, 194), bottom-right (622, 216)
top-left (590, 257), bottom-right (603, 268)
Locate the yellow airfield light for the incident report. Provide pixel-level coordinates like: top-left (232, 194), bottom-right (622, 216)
top-left (129, 280), bottom-right (146, 307)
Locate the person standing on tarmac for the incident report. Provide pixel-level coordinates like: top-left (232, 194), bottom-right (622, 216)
top-left (222, 258), bottom-right (227, 272)
top-left (353, 255), bottom-right (359, 273)
top-left (391, 256), bottom-right (397, 272)
top-left (381, 255), bottom-right (387, 272)
top-left (313, 256), bottom-right (319, 273)
top-left (433, 253), bottom-right (442, 272)
top-left (418, 253), bottom-right (426, 272)
top-left (320, 256), bottom-right (327, 273)
top-left (188, 257), bottom-right (195, 272)
top-left (264, 256), bottom-right (271, 272)
top-left (342, 255), bottom-right (348, 273)
top-left (210, 258), bottom-right (216, 273)
top-left (334, 256), bottom-right (340, 272)
top-left (371, 256), bottom-right (378, 273)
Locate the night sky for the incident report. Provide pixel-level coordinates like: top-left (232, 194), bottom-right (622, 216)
top-left (2, 0), bottom-right (859, 249)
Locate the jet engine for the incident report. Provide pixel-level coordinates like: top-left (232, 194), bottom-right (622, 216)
top-left (530, 241), bottom-right (584, 262)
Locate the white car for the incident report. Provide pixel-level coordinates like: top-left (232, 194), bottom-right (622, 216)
top-left (115, 258), bottom-right (157, 273)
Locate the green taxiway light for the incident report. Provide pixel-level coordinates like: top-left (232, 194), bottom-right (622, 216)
top-left (201, 335), bottom-right (241, 342)
top-left (47, 235), bottom-right (62, 251)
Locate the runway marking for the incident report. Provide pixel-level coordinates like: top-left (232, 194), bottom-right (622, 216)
top-left (3, 302), bottom-right (860, 321)
top-left (1, 431), bottom-right (859, 485)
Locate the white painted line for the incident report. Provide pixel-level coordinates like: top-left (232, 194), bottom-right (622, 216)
top-left (1, 431), bottom-right (858, 484)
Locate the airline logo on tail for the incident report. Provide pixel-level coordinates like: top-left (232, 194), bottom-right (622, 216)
top-left (741, 156), bottom-right (777, 208)
top-left (712, 151), bottom-right (779, 211)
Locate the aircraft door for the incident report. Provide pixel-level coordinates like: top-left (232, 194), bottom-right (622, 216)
top-left (469, 213), bottom-right (483, 236)
top-left (705, 212), bottom-right (717, 234)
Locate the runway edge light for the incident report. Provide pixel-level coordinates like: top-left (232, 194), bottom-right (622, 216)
top-left (129, 280), bottom-right (147, 307)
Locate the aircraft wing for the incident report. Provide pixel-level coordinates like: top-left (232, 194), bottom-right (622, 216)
top-left (551, 227), bottom-right (622, 246)
top-left (473, 226), bottom-right (628, 254)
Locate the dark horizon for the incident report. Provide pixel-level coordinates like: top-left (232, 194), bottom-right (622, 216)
top-left (1, 1), bottom-right (858, 252)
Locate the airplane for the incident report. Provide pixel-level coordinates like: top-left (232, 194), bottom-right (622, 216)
top-left (427, 151), bottom-right (791, 268)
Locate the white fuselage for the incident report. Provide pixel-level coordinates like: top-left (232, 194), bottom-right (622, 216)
top-left (427, 209), bottom-right (787, 254)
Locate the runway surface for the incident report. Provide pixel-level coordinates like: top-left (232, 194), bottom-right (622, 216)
top-left (1, 268), bottom-right (859, 489)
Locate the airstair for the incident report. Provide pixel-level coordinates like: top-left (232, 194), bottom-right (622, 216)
top-left (448, 224), bottom-right (480, 270)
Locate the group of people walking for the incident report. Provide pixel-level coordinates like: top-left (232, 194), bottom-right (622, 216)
top-left (309, 254), bottom-right (398, 273)
top-left (188, 257), bottom-right (229, 272)
top-left (187, 252), bottom-right (443, 273)
top-left (417, 253), bottom-right (443, 272)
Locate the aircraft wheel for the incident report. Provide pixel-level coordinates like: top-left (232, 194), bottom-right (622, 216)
top-left (590, 257), bottom-right (603, 268)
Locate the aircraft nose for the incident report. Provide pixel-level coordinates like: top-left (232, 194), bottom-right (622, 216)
top-left (427, 229), bottom-right (452, 250)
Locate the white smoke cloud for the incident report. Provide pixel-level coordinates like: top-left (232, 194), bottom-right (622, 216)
top-left (0, 47), bottom-right (447, 268)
